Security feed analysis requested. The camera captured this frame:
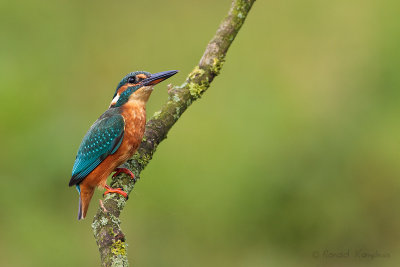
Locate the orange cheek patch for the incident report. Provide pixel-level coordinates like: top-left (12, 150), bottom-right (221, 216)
top-left (118, 85), bottom-right (128, 95)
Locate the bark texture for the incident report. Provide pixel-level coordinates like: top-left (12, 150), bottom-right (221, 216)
top-left (92, 0), bottom-right (256, 266)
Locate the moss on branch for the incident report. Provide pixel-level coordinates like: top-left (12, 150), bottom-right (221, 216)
top-left (92, 0), bottom-right (256, 266)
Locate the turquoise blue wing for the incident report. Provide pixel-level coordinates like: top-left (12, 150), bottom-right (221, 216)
top-left (69, 114), bottom-right (125, 186)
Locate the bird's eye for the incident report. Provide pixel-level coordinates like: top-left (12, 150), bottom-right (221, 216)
top-left (128, 77), bottom-right (136, 84)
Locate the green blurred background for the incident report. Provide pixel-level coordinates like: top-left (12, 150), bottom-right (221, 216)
top-left (1, 0), bottom-right (399, 266)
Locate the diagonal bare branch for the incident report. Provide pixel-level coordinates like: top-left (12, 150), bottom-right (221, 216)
top-left (91, 0), bottom-right (256, 265)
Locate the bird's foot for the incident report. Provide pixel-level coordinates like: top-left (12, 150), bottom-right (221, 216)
top-left (99, 199), bottom-right (108, 213)
top-left (103, 185), bottom-right (128, 199)
top-left (112, 168), bottom-right (135, 181)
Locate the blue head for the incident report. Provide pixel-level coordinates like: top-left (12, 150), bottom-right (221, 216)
top-left (110, 70), bottom-right (178, 108)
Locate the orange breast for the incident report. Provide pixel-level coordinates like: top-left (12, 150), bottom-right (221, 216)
top-left (118, 102), bottom-right (147, 162)
top-left (80, 102), bottom-right (147, 189)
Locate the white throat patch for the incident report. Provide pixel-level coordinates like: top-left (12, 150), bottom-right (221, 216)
top-left (110, 93), bottom-right (120, 107)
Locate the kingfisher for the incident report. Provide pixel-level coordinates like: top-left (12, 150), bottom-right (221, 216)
top-left (69, 70), bottom-right (178, 220)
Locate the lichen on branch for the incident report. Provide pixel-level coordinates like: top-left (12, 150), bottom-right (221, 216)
top-left (92, 0), bottom-right (256, 266)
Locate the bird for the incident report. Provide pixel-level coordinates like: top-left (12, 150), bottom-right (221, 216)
top-left (69, 70), bottom-right (178, 220)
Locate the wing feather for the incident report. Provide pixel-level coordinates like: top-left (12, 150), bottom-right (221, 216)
top-left (69, 114), bottom-right (125, 186)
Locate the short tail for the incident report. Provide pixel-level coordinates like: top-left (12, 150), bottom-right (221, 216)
top-left (76, 185), bottom-right (94, 220)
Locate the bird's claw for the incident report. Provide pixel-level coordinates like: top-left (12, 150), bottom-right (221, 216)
top-left (112, 168), bottom-right (135, 181)
top-left (103, 185), bottom-right (129, 199)
top-left (99, 199), bottom-right (108, 213)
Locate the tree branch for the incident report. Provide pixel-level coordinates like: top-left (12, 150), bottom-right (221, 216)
top-left (91, 0), bottom-right (256, 266)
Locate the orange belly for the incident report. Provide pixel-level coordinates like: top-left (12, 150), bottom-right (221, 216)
top-left (80, 103), bottom-right (146, 189)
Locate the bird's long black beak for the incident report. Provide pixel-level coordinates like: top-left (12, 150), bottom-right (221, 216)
top-left (141, 70), bottom-right (179, 86)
